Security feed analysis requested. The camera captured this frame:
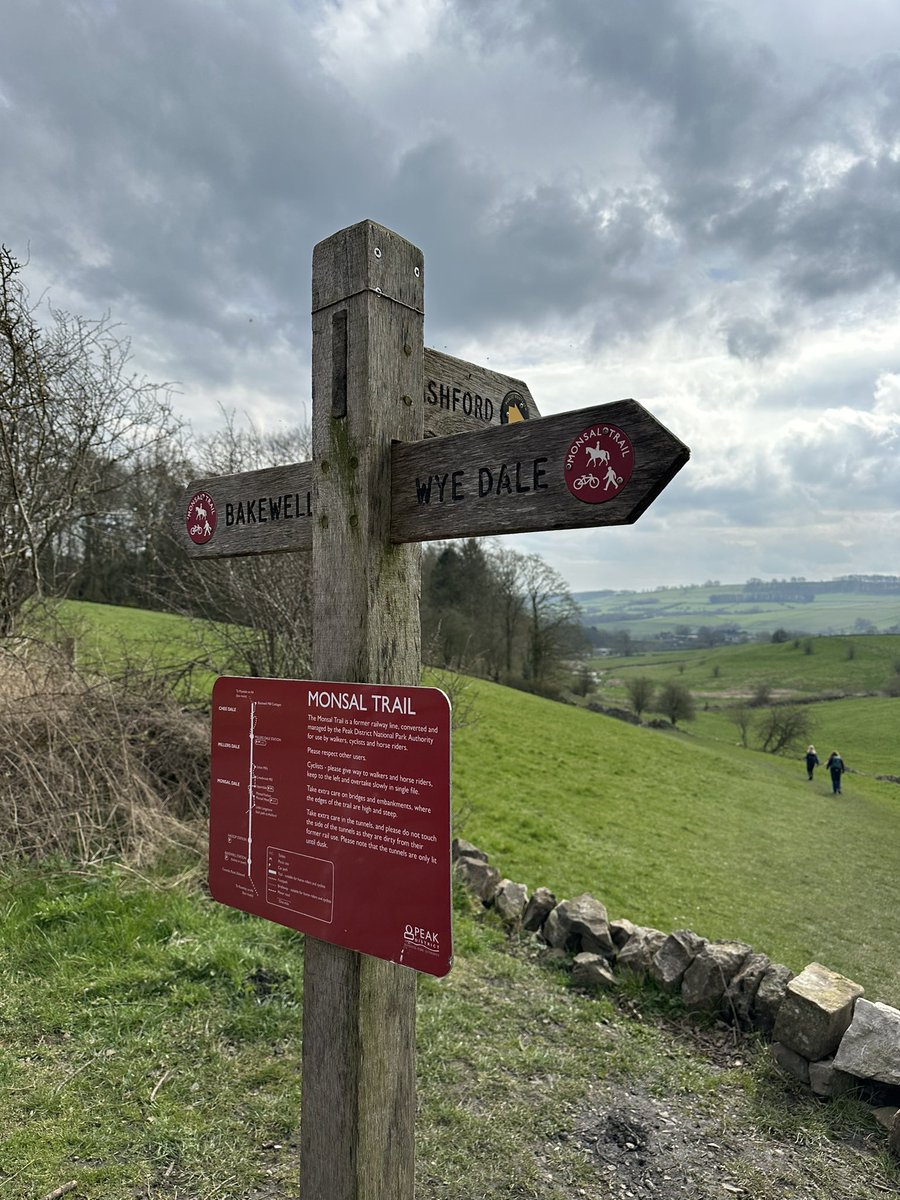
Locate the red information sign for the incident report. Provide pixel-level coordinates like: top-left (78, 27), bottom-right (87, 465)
top-left (208, 677), bottom-right (452, 976)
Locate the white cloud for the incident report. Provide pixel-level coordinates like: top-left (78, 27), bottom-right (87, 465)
top-left (313, 0), bottom-right (446, 88)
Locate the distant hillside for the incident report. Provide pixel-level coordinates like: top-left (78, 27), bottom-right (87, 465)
top-left (574, 576), bottom-right (900, 643)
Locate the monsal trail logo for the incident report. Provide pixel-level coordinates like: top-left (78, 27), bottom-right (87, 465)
top-left (564, 422), bottom-right (634, 504)
top-left (186, 491), bottom-right (217, 544)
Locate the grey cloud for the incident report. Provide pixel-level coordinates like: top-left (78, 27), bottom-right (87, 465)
top-left (783, 420), bottom-right (900, 505)
top-left (499, 4), bottom-right (900, 340)
top-left (380, 137), bottom-right (683, 346)
top-left (780, 157), bottom-right (900, 299)
top-left (1, 1), bottom-right (382, 331)
top-left (723, 316), bottom-right (784, 361)
top-left (762, 361), bottom-right (898, 416)
top-left (671, 53), bottom-right (900, 310)
top-left (457, 0), bottom-right (780, 173)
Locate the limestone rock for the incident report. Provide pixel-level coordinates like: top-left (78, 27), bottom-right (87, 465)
top-left (616, 927), bottom-right (668, 975)
top-left (609, 917), bottom-right (640, 950)
top-left (873, 1106), bottom-right (900, 1132)
top-left (833, 999), bottom-right (900, 1085)
top-left (454, 855), bottom-right (500, 902)
top-left (540, 947), bottom-right (569, 969)
top-left (723, 952), bottom-right (770, 1029)
top-left (772, 1041), bottom-right (810, 1085)
top-left (773, 962), bottom-right (864, 1061)
top-left (522, 887), bottom-right (557, 932)
top-left (681, 940), bottom-right (752, 1010)
top-left (572, 952), bottom-right (617, 991)
top-left (754, 962), bottom-right (793, 1034)
top-left (493, 879), bottom-right (528, 927)
top-left (891, 1109), bottom-right (900, 1158)
top-left (541, 894), bottom-right (615, 957)
top-left (451, 838), bottom-right (487, 863)
top-left (808, 1057), bottom-right (838, 1097)
top-left (649, 930), bottom-right (707, 992)
top-left (798, 1056), bottom-right (856, 1099)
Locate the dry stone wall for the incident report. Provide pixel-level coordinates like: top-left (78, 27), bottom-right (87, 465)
top-left (452, 838), bottom-right (900, 1160)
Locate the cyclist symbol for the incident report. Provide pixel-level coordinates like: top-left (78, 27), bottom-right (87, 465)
top-left (573, 474), bottom-right (599, 490)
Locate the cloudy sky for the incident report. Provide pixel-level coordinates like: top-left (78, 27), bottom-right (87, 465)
top-left (3, 0), bottom-right (900, 592)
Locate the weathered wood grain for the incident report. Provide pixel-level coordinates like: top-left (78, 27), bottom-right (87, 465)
top-left (422, 346), bottom-right (540, 437)
top-left (302, 219), bottom-right (423, 1200)
top-left (390, 397), bottom-right (690, 543)
top-left (175, 395), bottom-right (689, 558)
top-left (175, 461), bottom-right (312, 557)
top-left (173, 343), bottom-right (541, 559)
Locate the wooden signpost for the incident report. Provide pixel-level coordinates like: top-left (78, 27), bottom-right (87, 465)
top-left (176, 219), bottom-right (689, 1199)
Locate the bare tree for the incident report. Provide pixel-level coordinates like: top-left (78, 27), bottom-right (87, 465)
top-left (757, 705), bottom-right (814, 755)
top-left (490, 545), bottom-right (525, 680)
top-left (0, 246), bottom-right (180, 634)
top-left (656, 680), bottom-right (696, 726)
top-left (728, 701), bottom-right (753, 747)
top-left (625, 676), bottom-right (656, 719)
top-left (160, 410), bottom-right (313, 680)
top-left (750, 682), bottom-right (773, 707)
top-left (518, 553), bottom-right (584, 687)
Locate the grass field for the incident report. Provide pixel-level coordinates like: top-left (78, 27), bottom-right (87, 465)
top-left (594, 633), bottom-right (900, 700)
top-left (38, 599), bottom-right (240, 700)
top-left (590, 634), bottom-right (900, 778)
top-left (32, 601), bottom-right (900, 1003)
top-left (2, 865), bottom-right (898, 1200)
top-left (575, 582), bottom-right (900, 637)
top-left (452, 676), bottom-right (900, 1006)
top-left (3, 601), bottom-right (900, 1197)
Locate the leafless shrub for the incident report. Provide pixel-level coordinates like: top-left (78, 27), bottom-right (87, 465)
top-left (728, 701), bottom-right (753, 747)
top-left (426, 666), bottom-right (480, 732)
top-left (750, 682), bottom-right (772, 707)
top-left (756, 704), bottom-right (814, 756)
top-left (0, 639), bottom-right (208, 865)
top-left (624, 676), bottom-right (655, 719)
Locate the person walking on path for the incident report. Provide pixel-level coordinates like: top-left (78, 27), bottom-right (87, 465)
top-left (805, 745), bottom-right (820, 781)
top-left (825, 750), bottom-right (846, 794)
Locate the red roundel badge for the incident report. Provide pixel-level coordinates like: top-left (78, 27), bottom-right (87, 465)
top-left (564, 423), bottom-right (634, 504)
top-left (186, 491), bottom-right (217, 544)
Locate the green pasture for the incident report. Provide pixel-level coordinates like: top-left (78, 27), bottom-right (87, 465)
top-left (453, 677), bottom-right (900, 1006)
top-left (4, 600), bottom-right (900, 1196)
top-left (4, 867), bottom-right (895, 1199)
top-left (594, 633), bottom-right (900, 700)
top-left (27, 600), bottom-right (900, 1003)
top-left (591, 635), bottom-right (900, 777)
top-left (577, 583), bottom-right (900, 637)
top-left (46, 600), bottom-right (236, 696)
top-left (690, 697), bottom-right (899, 779)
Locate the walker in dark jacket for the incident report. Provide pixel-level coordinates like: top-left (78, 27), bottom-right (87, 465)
top-left (825, 751), bottom-right (845, 794)
top-left (805, 745), bottom-right (819, 781)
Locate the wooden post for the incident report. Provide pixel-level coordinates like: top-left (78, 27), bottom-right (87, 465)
top-left (301, 221), bottom-right (425, 1200)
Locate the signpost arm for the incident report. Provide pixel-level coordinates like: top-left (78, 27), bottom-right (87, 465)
top-left (302, 221), bottom-right (425, 1200)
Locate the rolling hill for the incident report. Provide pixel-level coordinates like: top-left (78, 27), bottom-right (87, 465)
top-left (43, 600), bottom-right (900, 1004)
top-left (576, 576), bottom-right (900, 640)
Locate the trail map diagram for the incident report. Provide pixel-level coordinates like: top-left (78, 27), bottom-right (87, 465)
top-left (208, 678), bottom-right (452, 977)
